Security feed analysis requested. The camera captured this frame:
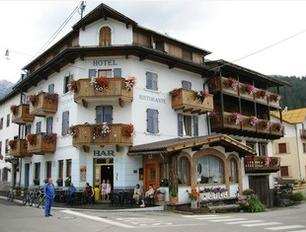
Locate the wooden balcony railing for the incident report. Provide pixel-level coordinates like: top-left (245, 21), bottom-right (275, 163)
top-left (170, 88), bottom-right (214, 114)
top-left (11, 104), bottom-right (34, 124)
top-left (244, 156), bottom-right (281, 173)
top-left (29, 92), bottom-right (58, 116)
top-left (70, 123), bottom-right (133, 148)
top-left (26, 133), bottom-right (57, 154)
top-left (300, 129), bottom-right (306, 139)
top-left (210, 112), bottom-right (283, 138)
top-left (71, 78), bottom-right (134, 106)
top-left (208, 77), bottom-right (281, 109)
top-left (9, 139), bottom-right (31, 157)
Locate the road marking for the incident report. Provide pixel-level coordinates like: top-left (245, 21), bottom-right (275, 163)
top-left (266, 225), bottom-right (305, 230)
top-left (209, 218), bottom-right (246, 222)
top-left (61, 210), bottom-right (134, 228)
top-left (196, 216), bottom-right (232, 220)
top-left (283, 230), bottom-right (306, 232)
top-left (242, 222), bottom-right (282, 227)
top-left (182, 215), bottom-right (218, 218)
top-left (226, 220), bottom-right (263, 225)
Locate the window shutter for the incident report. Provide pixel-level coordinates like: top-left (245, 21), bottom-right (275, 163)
top-left (88, 69), bottom-right (97, 78)
top-left (152, 73), bottom-right (158, 90)
top-left (182, 81), bottom-right (192, 90)
top-left (46, 117), bottom-right (53, 134)
top-left (36, 122), bottom-right (41, 134)
top-left (103, 106), bottom-right (113, 123)
top-left (62, 111), bottom-right (69, 136)
top-left (96, 106), bottom-right (103, 123)
top-left (113, 68), bottom-right (122, 77)
top-left (146, 72), bottom-right (152, 89)
top-left (178, 114), bottom-right (183, 136)
top-left (152, 110), bottom-right (159, 133)
top-left (147, 109), bottom-right (154, 133)
top-left (25, 125), bottom-right (32, 136)
top-left (48, 84), bottom-right (55, 93)
top-left (193, 116), bottom-right (199, 136)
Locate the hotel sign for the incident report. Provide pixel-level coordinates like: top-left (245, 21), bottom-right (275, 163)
top-left (93, 59), bottom-right (118, 66)
top-left (93, 149), bottom-right (115, 158)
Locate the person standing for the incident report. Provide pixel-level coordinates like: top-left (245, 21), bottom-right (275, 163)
top-left (43, 178), bottom-right (55, 217)
top-left (106, 179), bottom-right (112, 201)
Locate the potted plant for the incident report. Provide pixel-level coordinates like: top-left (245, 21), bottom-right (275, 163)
top-left (56, 178), bottom-right (63, 187)
top-left (290, 192), bottom-right (305, 204)
top-left (65, 176), bottom-right (71, 187)
top-left (170, 191), bottom-right (178, 204)
top-left (156, 189), bottom-right (165, 202)
top-left (188, 189), bottom-right (200, 209)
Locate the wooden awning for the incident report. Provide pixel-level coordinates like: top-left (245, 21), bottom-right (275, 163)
top-left (128, 134), bottom-right (256, 157)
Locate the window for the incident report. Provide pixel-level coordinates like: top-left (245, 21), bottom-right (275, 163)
top-left (62, 111), bottom-right (69, 136)
top-left (303, 143), bottom-right (306, 153)
top-left (5, 139), bottom-right (9, 154)
top-left (182, 81), bottom-right (192, 90)
top-left (66, 159), bottom-right (72, 178)
top-left (146, 109), bottom-right (159, 133)
top-left (58, 160), bottom-right (64, 180)
top-left (146, 72), bottom-right (158, 90)
top-left (0, 118), bottom-right (3, 130)
top-left (99, 26), bottom-right (111, 46)
top-left (229, 158), bottom-right (238, 183)
top-left (96, 106), bottom-right (113, 123)
top-left (21, 93), bottom-right (29, 104)
top-left (197, 155), bottom-right (224, 184)
top-left (46, 161), bottom-right (52, 179)
top-left (46, 117), bottom-right (53, 134)
top-left (113, 68), bottom-right (122, 77)
top-left (178, 114), bottom-right (198, 137)
top-left (258, 142), bottom-right (267, 156)
top-left (278, 143), bottom-right (287, 154)
top-left (246, 141), bottom-right (256, 152)
top-left (0, 141), bottom-right (2, 154)
top-left (98, 69), bottom-right (112, 78)
top-left (63, 74), bottom-right (73, 93)
top-left (280, 166), bottom-right (289, 177)
top-left (34, 162), bottom-right (41, 180)
top-left (155, 40), bottom-right (165, 51)
top-left (6, 114), bottom-right (10, 127)
top-left (25, 125), bottom-right (31, 136)
top-left (88, 69), bottom-right (97, 78)
top-left (36, 122), bottom-right (41, 134)
top-left (48, 83), bottom-right (55, 93)
top-left (178, 157), bottom-right (190, 185)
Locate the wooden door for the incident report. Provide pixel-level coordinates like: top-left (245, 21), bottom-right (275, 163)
top-left (144, 163), bottom-right (160, 191)
top-left (99, 27), bottom-right (111, 46)
top-left (249, 175), bottom-right (269, 205)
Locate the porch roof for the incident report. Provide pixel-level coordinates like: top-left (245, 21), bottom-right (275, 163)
top-left (128, 134), bottom-right (256, 157)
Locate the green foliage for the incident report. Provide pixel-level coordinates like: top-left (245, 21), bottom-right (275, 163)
top-left (290, 192), bottom-right (305, 202)
top-left (242, 189), bottom-right (255, 196)
top-left (244, 195), bottom-right (266, 213)
top-left (270, 75), bottom-right (306, 109)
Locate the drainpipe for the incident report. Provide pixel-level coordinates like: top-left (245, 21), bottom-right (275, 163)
top-left (295, 124), bottom-right (302, 180)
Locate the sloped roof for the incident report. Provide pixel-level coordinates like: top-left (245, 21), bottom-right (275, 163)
top-left (271, 107), bottom-right (306, 124)
top-left (128, 134), bottom-right (256, 157)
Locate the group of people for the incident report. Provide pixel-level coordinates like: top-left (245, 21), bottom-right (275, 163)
top-left (132, 184), bottom-right (156, 207)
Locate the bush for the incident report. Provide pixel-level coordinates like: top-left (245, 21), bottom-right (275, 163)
top-left (243, 195), bottom-right (266, 213)
top-left (242, 189), bottom-right (255, 196)
top-left (290, 192), bottom-right (305, 202)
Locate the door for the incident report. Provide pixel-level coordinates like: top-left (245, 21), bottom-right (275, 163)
top-left (144, 163), bottom-right (160, 191)
top-left (101, 165), bottom-right (113, 189)
top-left (24, 164), bottom-right (30, 187)
top-left (249, 175), bottom-right (269, 205)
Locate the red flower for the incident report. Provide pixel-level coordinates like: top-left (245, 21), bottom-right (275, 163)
top-left (122, 124), bottom-right (134, 137)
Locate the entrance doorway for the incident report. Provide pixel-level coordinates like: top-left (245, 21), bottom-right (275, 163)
top-left (94, 158), bottom-right (114, 189)
top-left (24, 164), bottom-right (30, 187)
top-left (144, 163), bottom-right (160, 191)
top-left (248, 175), bottom-right (270, 206)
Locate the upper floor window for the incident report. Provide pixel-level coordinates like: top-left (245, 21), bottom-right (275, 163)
top-left (154, 40), bottom-right (165, 52)
top-left (178, 114), bottom-right (198, 137)
top-left (280, 166), bottom-right (289, 177)
top-left (48, 83), bottom-right (55, 93)
top-left (25, 124), bottom-right (32, 136)
top-left (303, 143), bottom-right (306, 153)
top-left (182, 81), bottom-right (192, 90)
top-left (5, 139), bottom-right (9, 154)
top-left (146, 72), bottom-right (158, 90)
top-left (258, 142), bottom-right (267, 156)
top-left (96, 106), bottom-right (113, 124)
top-left (147, 109), bottom-right (159, 134)
top-left (98, 69), bottom-right (112, 78)
top-left (36, 122), bottom-right (41, 134)
top-left (0, 118), bottom-right (3, 130)
top-left (0, 141), bottom-right (2, 154)
top-left (21, 93), bottom-right (29, 104)
top-left (62, 111), bottom-right (69, 136)
top-left (99, 26), bottom-right (111, 46)
top-left (278, 143), bottom-right (287, 154)
top-left (63, 74), bottom-right (73, 94)
top-left (46, 117), bottom-right (53, 134)
top-left (6, 114), bottom-right (10, 127)
top-left (246, 141), bottom-right (256, 152)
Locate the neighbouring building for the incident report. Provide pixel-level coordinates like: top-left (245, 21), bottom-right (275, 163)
top-left (0, 3), bottom-right (288, 206)
top-left (271, 108), bottom-right (306, 181)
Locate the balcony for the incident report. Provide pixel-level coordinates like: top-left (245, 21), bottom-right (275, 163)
top-left (71, 78), bottom-right (134, 107)
top-left (210, 112), bottom-right (283, 139)
top-left (300, 129), bottom-right (306, 139)
top-left (9, 139), bottom-right (31, 157)
top-left (244, 156), bottom-right (281, 173)
top-left (208, 77), bottom-right (281, 109)
top-left (11, 104), bottom-right (34, 124)
top-left (29, 92), bottom-right (58, 116)
top-left (170, 88), bottom-right (214, 114)
top-left (26, 133), bottom-right (57, 154)
top-left (70, 123), bottom-right (133, 149)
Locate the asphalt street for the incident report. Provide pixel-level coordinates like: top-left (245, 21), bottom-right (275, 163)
top-left (1, 199), bottom-right (306, 232)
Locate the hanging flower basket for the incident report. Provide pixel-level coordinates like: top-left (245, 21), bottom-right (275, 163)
top-left (224, 77), bottom-right (238, 90)
top-left (231, 112), bottom-right (241, 125)
top-left (69, 126), bottom-right (78, 138)
top-left (29, 95), bottom-right (38, 106)
top-left (67, 81), bottom-right (77, 92)
top-left (43, 133), bottom-right (57, 144)
top-left (259, 120), bottom-right (272, 129)
top-left (93, 123), bottom-right (111, 139)
top-left (210, 111), bottom-right (220, 121)
top-left (124, 77), bottom-right (136, 91)
top-left (9, 140), bottom-right (17, 150)
top-left (46, 93), bottom-right (58, 103)
top-left (249, 116), bottom-right (258, 127)
top-left (240, 84), bottom-right (255, 95)
top-left (170, 88), bottom-right (180, 97)
top-left (195, 90), bottom-right (210, 103)
top-left (91, 76), bottom-right (109, 92)
top-left (255, 90), bottom-right (266, 99)
top-left (26, 134), bottom-right (37, 145)
top-left (122, 124), bottom-right (134, 137)
top-left (10, 105), bottom-right (18, 115)
top-left (272, 123), bottom-right (283, 132)
top-left (269, 94), bottom-right (281, 102)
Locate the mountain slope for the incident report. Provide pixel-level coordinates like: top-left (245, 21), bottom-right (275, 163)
top-left (0, 80), bottom-right (14, 99)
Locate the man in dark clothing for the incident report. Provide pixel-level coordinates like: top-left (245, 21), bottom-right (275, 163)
top-left (85, 182), bottom-right (94, 204)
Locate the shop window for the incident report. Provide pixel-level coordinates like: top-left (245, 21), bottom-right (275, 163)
top-left (178, 114), bottom-right (198, 137)
top-left (146, 72), bottom-right (158, 90)
top-left (146, 109), bottom-right (159, 133)
top-left (280, 166), bottom-right (289, 177)
top-left (278, 143), bottom-right (287, 154)
top-left (229, 158), bottom-right (238, 183)
top-left (46, 161), bottom-right (52, 179)
top-left (99, 26), bottom-right (111, 46)
top-left (178, 157), bottom-right (191, 185)
top-left (197, 155), bottom-right (224, 184)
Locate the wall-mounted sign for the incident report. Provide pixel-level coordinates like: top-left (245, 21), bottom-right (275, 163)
top-left (139, 94), bottom-right (166, 104)
top-left (93, 59), bottom-right (118, 66)
top-left (80, 165), bottom-right (87, 182)
top-left (93, 149), bottom-right (115, 158)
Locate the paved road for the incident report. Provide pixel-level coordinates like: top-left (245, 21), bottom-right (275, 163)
top-left (1, 198), bottom-right (306, 232)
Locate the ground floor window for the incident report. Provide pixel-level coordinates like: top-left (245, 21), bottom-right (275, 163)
top-left (229, 158), bottom-right (238, 183)
top-left (66, 159), bottom-right (72, 178)
top-left (46, 161), bottom-right (52, 179)
top-left (34, 163), bottom-right (40, 185)
top-left (197, 155), bottom-right (224, 184)
top-left (178, 157), bottom-right (190, 185)
top-left (160, 162), bottom-right (169, 186)
top-left (280, 166), bottom-right (289, 177)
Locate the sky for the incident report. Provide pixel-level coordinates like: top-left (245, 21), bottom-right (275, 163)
top-left (1, 0), bottom-right (306, 83)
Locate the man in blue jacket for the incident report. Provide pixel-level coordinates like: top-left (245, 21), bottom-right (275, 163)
top-left (43, 178), bottom-right (55, 217)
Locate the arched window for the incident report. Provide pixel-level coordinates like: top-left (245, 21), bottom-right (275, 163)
top-left (99, 26), bottom-right (111, 46)
top-left (197, 155), bottom-right (224, 184)
top-left (178, 157), bottom-right (191, 185)
top-left (229, 158), bottom-right (238, 183)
